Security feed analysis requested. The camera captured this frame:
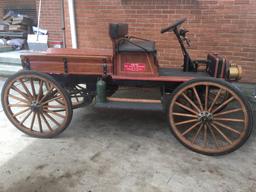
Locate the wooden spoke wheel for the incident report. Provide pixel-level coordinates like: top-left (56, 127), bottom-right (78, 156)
top-left (1, 70), bottom-right (73, 138)
top-left (168, 78), bottom-right (253, 155)
top-left (66, 84), bottom-right (93, 109)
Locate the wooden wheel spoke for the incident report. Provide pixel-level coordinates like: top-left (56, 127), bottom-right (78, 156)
top-left (41, 95), bottom-right (63, 106)
top-left (13, 108), bottom-right (30, 117)
top-left (39, 86), bottom-right (55, 103)
top-left (193, 87), bottom-right (203, 111)
top-left (30, 112), bottom-right (36, 131)
top-left (204, 124), bottom-right (208, 147)
top-left (55, 99), bottom-right (65, 106)
top-left (45, 82), bottom-right (52, 90)
top-left (43, 112), bottom-right (61, 127)
top-left (211, 96), bottom-right (234, 114)
top-left (208, 88), bottom-right (222, 112)
top-left (181, 93), bottom-right (201, 113)
top-left (205, 85), bottom-right (209, 111)
top-left (207, 123), bottom-right (219, 148)
top-left (8, 103), bottom-right (29, 107)
top-left (11, 85), bottom-right (30, 100)
top-left (213, 121), bottom-right (241, 135)
top-left (192, 124), bottom-right (203, 144)
top-left (20, 110), bottom-right (32, 125)
top-left (44, 105), bottom-right (65, 109)
top-left (37, 113), bottom-right (43, 133)
top-left (9, 94), bottom-right (29, 104)
top-left (173, 113), bottom-right (198, 118)
top-left (213, 108), bottom-right (243, 117)
top-left (43, 109), bottom-right (65, 118)
top-left (19, 79), bottom-right (32, 99)
top-left (37, 80), bottom-right (44, 102)
top-left (214, 117), bottom-right (244, 123)
top-left (40, 112), bottom-right (53, 131)
top-left (30, 78), bottom-right (36, 96)
top-left (174, 101), bottom-right (198, 115)
top-left (175, 119), bottom-right (198, 126)
top-left (211, 123), bottom-right (233, 144)
top-left (182, 122), bottom-right (201, 136)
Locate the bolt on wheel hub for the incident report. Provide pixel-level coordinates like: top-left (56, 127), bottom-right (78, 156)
top-left (198, 111), bottom-right (213, 123)
top-left (30, 101), bottom-right (41, 112)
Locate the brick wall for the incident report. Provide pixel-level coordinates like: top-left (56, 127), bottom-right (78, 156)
top-left (64, 0), bottom-right (71, 48)
top-left (64, 0), bottom-right (256, 82)
top-left (35, 0), bottom-right (63, 42)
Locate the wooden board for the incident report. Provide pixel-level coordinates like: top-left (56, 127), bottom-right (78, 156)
top-left (9, 25), bottom-right (27, 32)
top-left (21, 50), bottom-right (113, 75)
top-left (47, 48), bottom-right (112, 57)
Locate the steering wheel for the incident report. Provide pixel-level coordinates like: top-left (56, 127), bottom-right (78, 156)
top-left (161, 18), bottom-right (187, 34)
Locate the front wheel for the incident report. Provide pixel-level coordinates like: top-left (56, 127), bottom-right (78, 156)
top-left (1, 70), bottom-right (73, 138)
top-left (168, 78), bottom-right (253, 156)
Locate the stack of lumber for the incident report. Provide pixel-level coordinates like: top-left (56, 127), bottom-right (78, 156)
top-left (2, 11), bottom-right (13, 25)
top-left (8, 16), bottom-right (32, 32)
top-left (0, 11), bottom-right (32, 51)
top-left (1, 11), bottom-right (32, 32)
top-left (0, 22), bottom-right (9, 31)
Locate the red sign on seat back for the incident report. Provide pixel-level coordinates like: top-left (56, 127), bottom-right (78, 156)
top-left (124, 63), bottom-right (146, 72)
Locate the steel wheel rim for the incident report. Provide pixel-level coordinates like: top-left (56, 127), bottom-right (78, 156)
top-left (169, 81), bottom-right (249, 154)
top-left (3, 74), bottom-right (71, 137)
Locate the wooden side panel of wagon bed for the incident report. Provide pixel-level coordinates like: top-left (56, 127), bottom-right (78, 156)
top-left (21, 54), bottom-right (113, 75)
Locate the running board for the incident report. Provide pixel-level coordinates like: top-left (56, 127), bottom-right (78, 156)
top-left (107, 97), bottom-right (161, 104)
top-left (95, 98), bottom-right (163, 111)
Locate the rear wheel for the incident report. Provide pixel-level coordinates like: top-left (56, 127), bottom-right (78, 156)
top-left (168, 78), bottom-right (253, 155)
top-left (1, 70), bottom-right (73, 138)
top-left (65, 83), bottom-right (94, 109)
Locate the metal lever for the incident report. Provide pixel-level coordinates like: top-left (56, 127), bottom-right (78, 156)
top-left (184, 37), bottom-right (191, 48)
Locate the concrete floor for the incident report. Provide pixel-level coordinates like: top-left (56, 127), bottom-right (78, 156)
top-left (0, 78), bottom-right (256, 192)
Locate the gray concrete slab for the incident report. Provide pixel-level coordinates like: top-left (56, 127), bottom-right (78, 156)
top-left (0, 78), bottom-right (255, 192)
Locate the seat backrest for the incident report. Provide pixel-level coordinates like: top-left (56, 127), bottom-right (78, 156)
top-left (109, 23), bottom-right (128, 40)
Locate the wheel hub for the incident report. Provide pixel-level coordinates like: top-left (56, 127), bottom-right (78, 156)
top-left (198, 111), bottom-right (213, 123)
top-left (30, 101), bottom-right (41, 112)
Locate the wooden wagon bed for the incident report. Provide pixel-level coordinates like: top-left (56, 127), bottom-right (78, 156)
top-left (21, 48), bottom-right (210, 83)
top-left (21, 48), bottom-right (113, 75)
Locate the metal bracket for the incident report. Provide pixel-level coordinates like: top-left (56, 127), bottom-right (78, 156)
top-left (21, 58), bottom-right (31, 70)
top-left (103, 60), bottom-right (108, 78)
top-left (63, 58), bottom-right (68, 73)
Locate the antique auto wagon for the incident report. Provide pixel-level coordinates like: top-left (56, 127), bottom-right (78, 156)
top-left (1, 18), bottom-right (253, 156)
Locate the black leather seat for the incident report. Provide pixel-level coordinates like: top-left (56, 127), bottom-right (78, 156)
top-left (109, 23), bottom-right (156, 53)
top-left (118, 40), bottom-right (156, 53)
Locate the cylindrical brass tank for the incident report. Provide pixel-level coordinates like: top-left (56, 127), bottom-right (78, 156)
top-left (228, 64), bottom-right (242, 81)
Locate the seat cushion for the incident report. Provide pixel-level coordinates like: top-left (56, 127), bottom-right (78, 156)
top-left (118, 40), bottom-right (156, 53)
